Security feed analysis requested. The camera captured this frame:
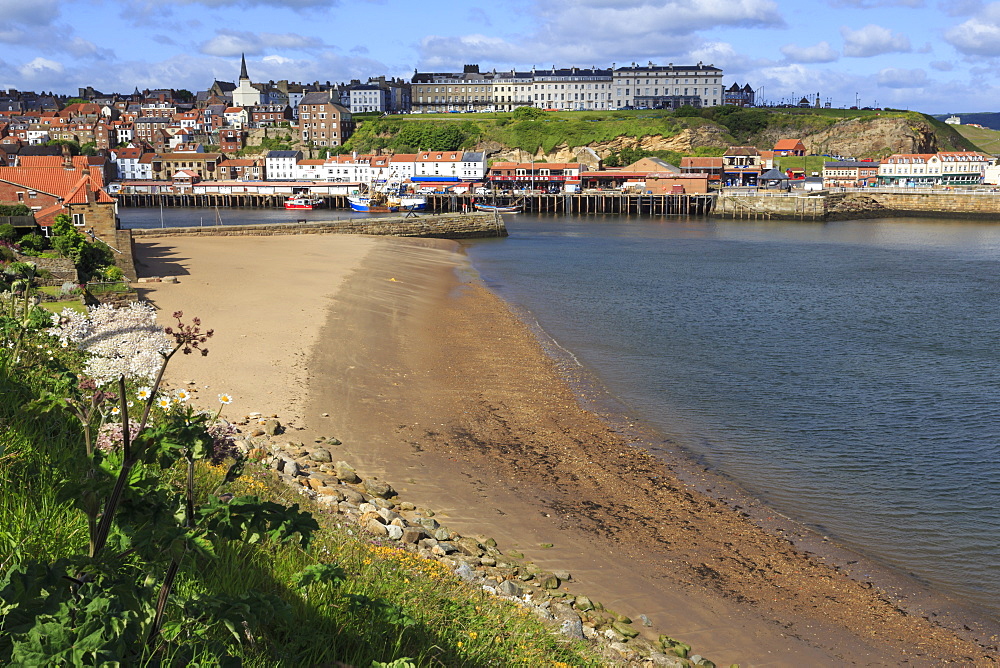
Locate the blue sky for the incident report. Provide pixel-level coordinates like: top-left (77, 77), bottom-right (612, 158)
top-left (0, 0), bottom-right (996, 114)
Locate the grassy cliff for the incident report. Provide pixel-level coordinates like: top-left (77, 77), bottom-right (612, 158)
top-left (336, 107), bottom-right (977, 163)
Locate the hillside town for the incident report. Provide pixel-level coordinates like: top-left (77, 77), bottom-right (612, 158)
top-left (1, 56), bottom-right (998, 234)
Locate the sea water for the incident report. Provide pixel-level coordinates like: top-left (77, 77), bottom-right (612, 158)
top-left (463, 214), bottom-right (1000, 623)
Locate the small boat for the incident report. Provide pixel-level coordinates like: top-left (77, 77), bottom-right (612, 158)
top-left (474, 202), bottom-right (521, 213)
top-left (349, 186), bottom-right (427, 213)
top-left (284, 195), bottom-right (321, 210)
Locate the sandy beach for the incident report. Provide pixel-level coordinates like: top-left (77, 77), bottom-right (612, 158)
top-left (134, 232), bottom-right (998, 667)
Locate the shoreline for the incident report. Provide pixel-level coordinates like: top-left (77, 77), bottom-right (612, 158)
top-left (134, 233), bottom-right (998, 666)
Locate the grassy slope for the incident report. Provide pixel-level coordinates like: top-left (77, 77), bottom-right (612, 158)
top-left (0, 329), bottom-right (606, 666)
top-left (341, 107), bottom-right (972, 159)
top-left (952, 123), bottom-right (1000, 154)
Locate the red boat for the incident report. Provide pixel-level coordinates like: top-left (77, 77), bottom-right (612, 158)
top-left (284, 196), bottom-right (321, 210)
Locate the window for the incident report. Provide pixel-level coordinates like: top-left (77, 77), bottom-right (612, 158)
top-left (73, 213), bottom-right (85, 226)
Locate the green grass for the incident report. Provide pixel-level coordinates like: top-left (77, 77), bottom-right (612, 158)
top-left (953, 124), bottom-right (1000, 155)
top-left (0, 329), bottom-right (607, 667)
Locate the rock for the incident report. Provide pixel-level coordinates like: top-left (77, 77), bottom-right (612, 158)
top-left (560, 617), bottom-right (584, 640)
top-left (454, 562), bottom-right (477, 582)
top-left (327, 437), bottom-right (342, 445)
top-left (309, 448), bottom-right (332, 463)
top-left (372, 497), bottom-right (395, 510)
top-left (456, 537), bottom-right (484, 557)
top-left (303, 477), bottom-right (325, 491)
top-left (247, 447), bottom-right (269, 461)
top-left (417, 517), bottom-right (440, 531)
top-left (340, 487), bottom-right (365, 504)
top-left (538, 573), bottom-right (561, 590)
top-left (359, 510), bottom-right (384, 525)
top-left (262, 419), bottom-right (282, 436)
top-left (316, 487), bottom-right (344, 500)
top-left (365, 519), bottom-right (388, 537)
top-left (364, 479), bottom-right (395, 499)
top-left (398, 501), bottom-right (416, 511)
top-left (573, 595), bottom-right (595, 612)
top-left (377, 508), bottom-right (401, 524)
top-left (612, 621), bottom-right (639, 639)
top-left (385, 524), bottom-right (403, 541)
top-left (647, 653), bottom-right (688, 668)
top-left (335, 461), bottom-right (361, 484)
top-left (400, 528), bottom-right (425, 544)
top-left (479, 556), bottom-right (497, 567)
top-left (497, 580), bottom-right (522, 597)
top-left (553, 569), bottom-right (572, 581)
top-left (432, 527), bottom-right (451, 541)
top-left (639, 614), bottom-right (652, 627)
top-left (251, 429), bottom-right (265, 437)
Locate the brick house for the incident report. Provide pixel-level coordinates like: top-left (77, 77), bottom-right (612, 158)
top-left (297, 91), bottom-right (354, 148)
top-left (773, 139), bottom-right (806, 157)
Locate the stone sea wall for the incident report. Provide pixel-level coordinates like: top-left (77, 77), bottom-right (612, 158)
top-left (715, 191), bottom-right (1000, 221)
top-left (129, 213), bottom-right (508, 240)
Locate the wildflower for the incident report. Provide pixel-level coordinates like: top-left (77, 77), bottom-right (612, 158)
top-left (157, 396), bottom-right (172, 409)
top-left (136, 387), bottom-right (152, 400)
top-left (218, 393), bottom-right (233, 405)
top-left (110, 406), bottom-right (121, 416)
top-left (175, 389), bottom-right (190, 402)
top-left (48, 303), bottom-right (171, 386)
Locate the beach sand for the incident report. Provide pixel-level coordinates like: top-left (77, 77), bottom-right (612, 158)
top-left (134, 233), bottom-right (997, 667)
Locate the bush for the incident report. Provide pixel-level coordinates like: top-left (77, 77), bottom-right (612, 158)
top-left (0, 224), bottom-right (16, 242)
top-left (101, 265), bottom-right (124, 282)
top-left (17, 234), bottom-right (48, 254)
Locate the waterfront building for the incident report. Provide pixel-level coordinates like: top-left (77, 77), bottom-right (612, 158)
top-left (822, 160), bottom-right (880, 188)
top-left (487, 162), bottom-right (587, 191)
top-left (148, 151), bottom-right (222, 182)
top-left (613, 62), bottom-right (723, 109)
top-left (414, 150), bottom-right (487, 180)
top-left (112, 146), bottom-right (145, 180)
top-left (298, 91), bottom-right (354, 148)
top-left (722, 146), bottom-right (763, 186)
top-left (216, 157), bottom-right (263, 181)
top-left (680, 156), bottom-right (724, 183)
top-left (265, 150), bottom-right (302, 180)
top-left (877, 151), bottom-right (992, 186)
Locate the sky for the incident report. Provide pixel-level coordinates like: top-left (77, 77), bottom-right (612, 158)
top-left (0, 0), bottom-right (997, 115)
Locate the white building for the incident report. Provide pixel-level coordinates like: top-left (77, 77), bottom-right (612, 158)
top-left (613, 62), bottom-right (723, 109)
top-left (265, 150), bottom-right (302, 181)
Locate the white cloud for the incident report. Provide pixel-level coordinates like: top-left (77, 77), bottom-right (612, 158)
top-left (945, 3), bottom-right (1000, 55)
top-left (876, 67), bottom-right (929, 87)
top-left (18, 57), bottom-right (65, 80)
top-left (200, 30), bottom-right (325, 57)
top-left (832, 0), bottom-right (923, 7)
top-left (0, 0), bottom-right (60, 25)
top-left (416, 0), bottom-right (783, 72)
top-left (841, 24), bottom-right (912, 57)
top-left (781, 41), bottom-right (839, 63)
top-left (930, 60), bottom-right (955, 70)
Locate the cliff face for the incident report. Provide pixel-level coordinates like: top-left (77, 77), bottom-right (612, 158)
top-left (482, 125), bottom-right (729, 166)
top-left (794, 117), bottom-right (939, 158)
top-left (478, 116), bottom-right (943, 164)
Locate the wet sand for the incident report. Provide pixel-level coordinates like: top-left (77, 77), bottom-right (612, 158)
top-left (134, 233), bottom-right (998, 667)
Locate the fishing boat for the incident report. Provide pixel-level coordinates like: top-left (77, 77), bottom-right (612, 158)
top-left (474, 202), bottom-right (521, 213)
top-left (348, 182), bottom-right (427, 213)
top-left (284, 195), bottom-right (322, 210)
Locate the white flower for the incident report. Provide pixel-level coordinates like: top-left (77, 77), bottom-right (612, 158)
top-left (157, 396), bottom-right (172, 409)
top-left (136, 387), bottom-right (152, 400)
top-left (47, 303), bottom-right (171, 386)
top-left (175, 389), bottom-right (190, 402)
top-left (110, 406), bottom-right (121, 416)
top-left (218, 393), bottom-right (233, 405)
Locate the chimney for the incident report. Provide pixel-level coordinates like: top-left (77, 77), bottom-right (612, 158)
top-left (62, 144), bottom-right (73, 169)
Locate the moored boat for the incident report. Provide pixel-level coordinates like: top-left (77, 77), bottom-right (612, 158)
top-left (284, 195), bottom-right (322, 210)
top-left (474, 202), bottom-right (521, 213)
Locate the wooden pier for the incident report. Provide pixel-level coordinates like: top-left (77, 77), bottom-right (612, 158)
top-left (115, 192), bottom-right (716, 216)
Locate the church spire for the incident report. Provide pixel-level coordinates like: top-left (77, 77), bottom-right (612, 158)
top-left (239, 53), bottom-right (249, 81)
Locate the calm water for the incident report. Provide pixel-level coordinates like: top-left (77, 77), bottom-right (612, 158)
top-left (122, 207), bottom-right (1000, 621)
top-left (463, 214), bottom-right (1000, 622)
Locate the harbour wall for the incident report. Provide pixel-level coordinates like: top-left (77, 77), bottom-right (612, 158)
top-left (116, 192), bottom-right (714, 216)
top-left (127, 212), bottom-right (508, 240)
top-left (715, 190), bottom-right (1000, 221)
